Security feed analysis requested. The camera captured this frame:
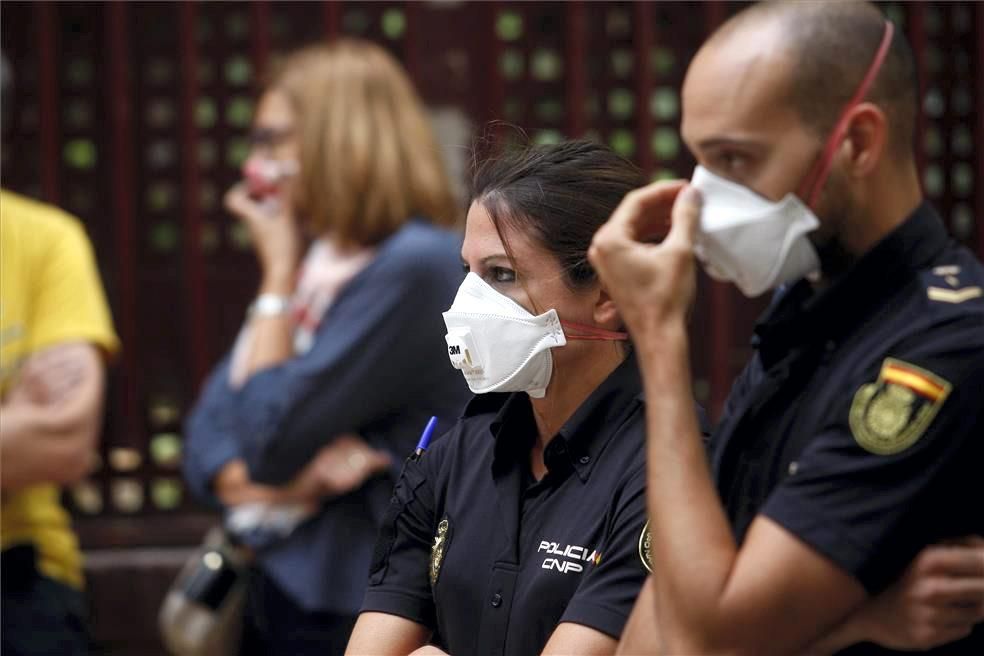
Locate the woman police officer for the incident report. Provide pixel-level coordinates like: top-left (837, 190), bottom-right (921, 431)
top-left (348, 141), bottom-right (681, 655)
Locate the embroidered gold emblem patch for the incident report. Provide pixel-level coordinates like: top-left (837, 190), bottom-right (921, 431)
top-left (849, 358), bottom-right (951, 455)
top-left (429, 518), bottom-right (450, 585)
top-left (638, 521), bottom-right (653, 573)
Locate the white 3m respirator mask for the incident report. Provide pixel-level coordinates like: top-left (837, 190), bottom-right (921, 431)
top-left (442, 273), bottom-right (627, 398)
top-left (690, 166), bottom-right (822, 297)
top-left (690, 20), bottom-right (895, 298)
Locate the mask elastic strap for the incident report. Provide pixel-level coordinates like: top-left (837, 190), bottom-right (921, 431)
top-left (800, 20), bottom-right (894, 209)
top-left (561, 320), bottom-right (629, 341)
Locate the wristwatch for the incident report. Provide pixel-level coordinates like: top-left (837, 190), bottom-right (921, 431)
top-left (248, 293), bottom-right (291, 318)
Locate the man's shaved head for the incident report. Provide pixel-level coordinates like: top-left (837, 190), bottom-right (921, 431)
top-left (710, 1), bottom-right (918, 156)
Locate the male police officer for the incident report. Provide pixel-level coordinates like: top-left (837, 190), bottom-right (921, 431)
top-left (590, 2), bottom-right (984, 654)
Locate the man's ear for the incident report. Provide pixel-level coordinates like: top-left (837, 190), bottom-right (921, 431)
top-left (593, 284), bottom-right (621, 329)
top-left (843, 102), bottom-right (887, 178)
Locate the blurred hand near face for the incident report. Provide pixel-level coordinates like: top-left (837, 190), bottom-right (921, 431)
top-left (224, 182), bottom-right (301, 285)
top-left (588, 180), bottom-right (702, 341)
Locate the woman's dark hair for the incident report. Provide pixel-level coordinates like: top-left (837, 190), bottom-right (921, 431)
top-left (470, 139), bottom-right (646, 290)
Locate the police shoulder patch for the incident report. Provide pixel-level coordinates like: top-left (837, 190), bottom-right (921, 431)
top-left (638, 521), bottom-right (653, 573)
top-left (429, 517), bottom-right (450, 586)
top-left (926, 265), bottom-right (982, 304)
top-left (849, 358), bottom-right (952, 455)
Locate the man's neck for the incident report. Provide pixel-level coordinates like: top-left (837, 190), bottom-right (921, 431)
top-left (818, 162), bottom-right (923, 285)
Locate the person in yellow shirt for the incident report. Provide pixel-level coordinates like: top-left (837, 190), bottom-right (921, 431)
top-left (1, 188), bottom-right (119, 655)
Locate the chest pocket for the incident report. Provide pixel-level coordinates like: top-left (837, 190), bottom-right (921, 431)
top-left (716, 343), bottom-right (829, 540)
top-left (368, 458), bottom-right (428, 585)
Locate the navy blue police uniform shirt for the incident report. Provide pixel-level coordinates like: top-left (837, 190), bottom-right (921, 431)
top-left (363, 355), bottom-right (709, 656)
top-left (710, 202), bottom-right (984, 655)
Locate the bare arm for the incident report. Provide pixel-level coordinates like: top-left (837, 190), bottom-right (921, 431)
top-left (1, 342), bottom-right (105, 490)
top-left (213, 435), bottom-right (392, 507)
top-left (807, 538), bottom-right (984, 654)
top-left (242, 308), bottom-right (295, 379)
top-left (349, 616), bottom-right (619, 656)
top-left (616, 577), bottom-right (661, 656)
top-left (541, 622), bottom-right (618, 656)
top-left (408, 648), bottom-right (448, 656)
top-left (240, 269), bottom-right (295, 379)
top-left (346, 612), bottom-right (431, 656)
top-left (642, 335), bottom-right (866, 654)
top-left (223, 183), bottom-right (298, 379)
top-left (212, 459), bottom-right (290, 506)
top-left (616, 541), bottom-right (984, 656)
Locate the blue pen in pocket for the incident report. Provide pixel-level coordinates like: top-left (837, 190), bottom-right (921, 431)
top-left (410, 416), bottom-right (439, 461)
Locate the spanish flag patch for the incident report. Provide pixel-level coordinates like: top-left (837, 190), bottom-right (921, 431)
top-left (849, 358), bottom-right (952, 455)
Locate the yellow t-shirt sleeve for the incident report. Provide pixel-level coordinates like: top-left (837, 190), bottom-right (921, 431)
top-left (28, 218), bottom-right (120, 357)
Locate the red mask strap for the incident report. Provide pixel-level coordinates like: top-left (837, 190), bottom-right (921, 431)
top-left (561, 320), bottom-right (629, 342)
top-left (800, 20), bottom-right (894, 209)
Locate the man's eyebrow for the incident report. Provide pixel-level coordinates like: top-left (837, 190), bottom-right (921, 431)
top-left (695, 137), bottom-right (767, 151)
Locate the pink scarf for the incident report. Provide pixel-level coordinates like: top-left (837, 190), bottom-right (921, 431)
top-left (228, 238), bottom-right (375, 388)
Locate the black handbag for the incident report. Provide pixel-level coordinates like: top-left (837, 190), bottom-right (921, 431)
top-left (159, 527), bottom-right (252, 656)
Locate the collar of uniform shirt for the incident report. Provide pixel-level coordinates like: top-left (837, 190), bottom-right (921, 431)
top-left (754, 202), bottom-right (949, 366)
top-left (487, 355), bottom-right (643, 483)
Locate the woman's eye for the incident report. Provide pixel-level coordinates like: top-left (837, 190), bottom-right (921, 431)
top-left (490, 267), bottom-right (515, 284)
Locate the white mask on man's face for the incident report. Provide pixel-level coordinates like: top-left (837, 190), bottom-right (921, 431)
top-left (690, 165), bottom-right (821, 297)
top-left (688, 20), bottom-right (897, 298)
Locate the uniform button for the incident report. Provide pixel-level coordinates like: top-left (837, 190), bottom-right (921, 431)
top-left (578, 455), bottom-right (590, 464)
top-left (490, 593), bottom-right (503, 608)
top-left (788, 461), bottom-right (799, 476)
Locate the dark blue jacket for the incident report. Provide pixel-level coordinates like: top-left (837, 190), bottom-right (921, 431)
top-left (183, 220), bottom-right (472, 614)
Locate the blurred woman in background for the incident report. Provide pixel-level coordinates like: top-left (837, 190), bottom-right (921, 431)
top-left (183, 39), bottom-right (470, 656)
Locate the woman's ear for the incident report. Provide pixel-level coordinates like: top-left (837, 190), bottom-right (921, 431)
top-left (593, 284), bottom-right (621, 329)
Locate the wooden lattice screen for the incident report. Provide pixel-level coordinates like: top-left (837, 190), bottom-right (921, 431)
top-left (2, 0), bottom-right (981, 546)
